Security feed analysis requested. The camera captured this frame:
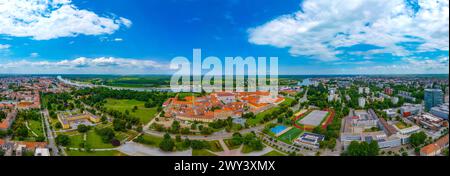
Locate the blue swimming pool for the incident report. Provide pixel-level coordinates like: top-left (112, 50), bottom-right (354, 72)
top-left (271, 125), bottom-right (287, 135)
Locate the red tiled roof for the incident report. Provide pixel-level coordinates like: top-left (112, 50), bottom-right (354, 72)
top-left (421, 134), bottom-right (449, 155)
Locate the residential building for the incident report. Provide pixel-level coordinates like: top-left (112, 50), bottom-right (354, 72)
top-left (420, 134), bottom-right (449, 156)
top-left (384, 87), bottom-right (393, 95)
top-left (358, 97), bottom-right (366, 108)
top-left (358, 87), bottom-right (364, 94)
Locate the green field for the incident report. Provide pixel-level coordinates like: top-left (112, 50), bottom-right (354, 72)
top-left (66, 150), bottom-right (127, 156)
top-left (28, 119), bottom-right (44, 137)
top-left (263, 150), bottom-right (287, 156)
top-left (192, 149), bottom-right (217, 156)
top-left (104, 98), bottom-right (158, 124)
top-left (247, 98), bottom-right (295, 126)
top-left (134, 134), bottom-right (163, 147)
top-left (86, 130), bottom-right (115, 149)
top-left (278, 128), bottom-right (303, 144)
top-left (67, 134), bottom-right (84, 148)
top-left (223, 139), bottom-right (241, 150)
top-left (208, 140), bottom-right (224, 152)
top-left (65, 130), bottom-right (115, 149)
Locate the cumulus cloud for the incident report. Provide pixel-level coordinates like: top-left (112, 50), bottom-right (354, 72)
top-left (0, 57), bottom-right (170, 74)
top-left (0, 0), bottom-right (132, 40)
top-left (30, 52), bottom-right (39, 57)
top-left (248, 0), bottom-right (449, 61)
top-left (344, 56), bottom-right (450, 74)
top-left (0, 44), bottom-right (11, 50)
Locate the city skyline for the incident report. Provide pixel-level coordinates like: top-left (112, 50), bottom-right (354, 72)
top-left (0, 0), bottom-right (449, 75)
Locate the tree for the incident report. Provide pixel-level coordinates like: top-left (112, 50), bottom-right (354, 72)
top-left (56, 135), bottom-right (70, 146)
top-left (345, 141), bottom-right (379, 156)
top-left (159, 133), bottom-right (175, 151)
top-left (171, 120), bottom-right (180, 133)
top-left (77, 124), bottom-right (89, 133)
top-left (35, 135), bottom-right (46, 142)
top-left (95, 127), bottom-right (116, 143)
top-left (0, 111), bottom-right (7, 121)
top-left (55, 122), bottom-right (62, 129)
top-left (410, 131), bottom-right (427, 147)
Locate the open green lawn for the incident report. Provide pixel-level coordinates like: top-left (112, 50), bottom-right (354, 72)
top-left (66, 150), bottom-right (127, 156)
top-left (67, 134), bottom-right (84, 148)
top-left (241, 145), bottom-right (254, 154)
top-left (278, 128), bottom-right (303, 144)
top-left (104, 98), bottom-right (158, 124)
top-left (135, 134), bottom-right (163, 147)
top-left (395, 121), bottom-right (411, 129)
top-left (65, 130), bottom-right (115, 149)
top-left (116, 130), bottom-right (139, 142)
top-left (263, 150), bottom-right (287, 156)
top-left (192, 149), bottom-right (217, 156)
top-left (28, 119), bottom-right (44, 137)
top-left (208, 140), bottom-right (224, 152)
top-left (223, 139), bottom-right (241, 150)
top-left (86, 130), bottom-right (115, 149)
top-left (247, 98), bottom-right (294, 126)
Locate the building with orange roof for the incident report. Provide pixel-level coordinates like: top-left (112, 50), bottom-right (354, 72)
top-left (164, 91), bottom-right (284, 123)
top-left (420, 134), bottom-right (449, 156)
top-left (0, 110), bottom-right (17, 131)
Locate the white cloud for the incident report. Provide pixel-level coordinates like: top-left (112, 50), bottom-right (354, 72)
top-left (0, 57), bottom-right (170, 74)
top-left (341, 56), bottom-right (449, 74)
top-left (114, 38), bottom-right (124, 42)
top-left (0, 44), bottom-right (11, 50)
top-left (30, 52), bottom-right (39, 57)
top-left (0, 0), bottom-right (132, 40)
top-left (248, 0), bottom-right (449, 61)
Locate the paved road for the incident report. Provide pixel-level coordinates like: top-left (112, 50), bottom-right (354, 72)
top-left (118, 142), bottom-right (192, 156)
top-left (299, 88), bottom-right (308, 103)
top-left (41, 110), bottom-right (60, 156)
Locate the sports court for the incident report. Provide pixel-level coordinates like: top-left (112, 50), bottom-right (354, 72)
top-left (298, 110), bottom-right (329, 127)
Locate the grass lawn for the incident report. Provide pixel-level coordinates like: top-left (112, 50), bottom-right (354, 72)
top-left (67, 134), bottom-right (84, 148)
top-left (278, 128), bottom-right (303, 144)
top-left (28, 119), bottom-right (44, 137)
top-left (395, 121), bottom-right (411, 129)
top-left (247, 98), bottom-right (295, 126)
top-left (263, 150), bottom-right (287, 156)
top-left (208, 140), bottom-right (223, 152)
top-left (116, 130), bottom-right (139, 142)
top-left (135, 134), bottom-right (163, 147)
top-left (223, 139), bottom-right (241, 150)
top-left (104, 98), bottom-right (158, 124)
top-left (192, 149), bottom-right (217, 156)
top-left (241, 145), bottom-right (254, 153)
top-left (66, 150), bottom-right (127, 156)
top-left (86, 130), bottom-right (115, 149)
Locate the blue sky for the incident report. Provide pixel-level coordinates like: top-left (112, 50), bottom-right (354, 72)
top-left (0, 0), bottom-right (448, 75)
